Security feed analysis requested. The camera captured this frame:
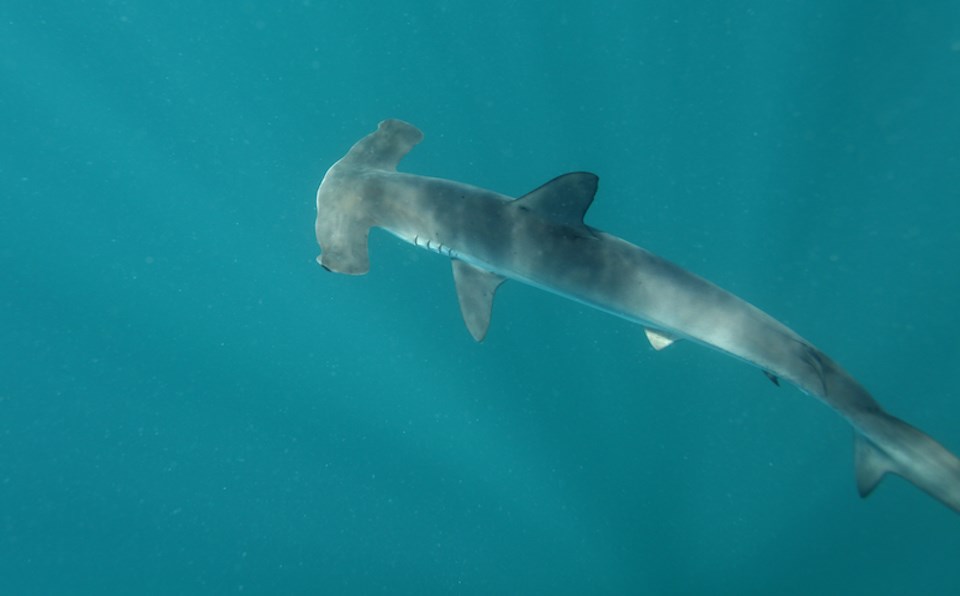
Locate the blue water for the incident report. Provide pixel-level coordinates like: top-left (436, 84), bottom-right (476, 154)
top-left (3, 1), bottom-right (960, 593)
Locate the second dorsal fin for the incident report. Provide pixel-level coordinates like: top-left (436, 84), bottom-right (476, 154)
top-left (513, 172), bottom-right (599, 227)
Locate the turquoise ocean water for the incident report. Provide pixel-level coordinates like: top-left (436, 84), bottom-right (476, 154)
top-left (3, 1), bottom-right (960, 593)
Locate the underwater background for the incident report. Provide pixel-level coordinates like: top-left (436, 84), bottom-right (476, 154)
top-left (3, 1), bottom-right (960, 593)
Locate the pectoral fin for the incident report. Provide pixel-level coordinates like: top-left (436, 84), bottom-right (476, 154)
top-left (854, 433), bottom-right (893, 498)
top-left (644, 328), bottom-right (679, 351)
top-left (452, 260), bottom-right (506, 342)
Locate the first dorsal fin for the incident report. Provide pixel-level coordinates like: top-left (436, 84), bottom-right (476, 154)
top-left (513, 172), bottom-right (599, 227)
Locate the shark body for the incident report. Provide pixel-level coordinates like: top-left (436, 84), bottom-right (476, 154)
top-left (315, 119), bottom-right (960, 513)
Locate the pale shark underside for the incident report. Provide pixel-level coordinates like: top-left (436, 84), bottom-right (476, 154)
top-left (315, 119), bottom-right (960, 514)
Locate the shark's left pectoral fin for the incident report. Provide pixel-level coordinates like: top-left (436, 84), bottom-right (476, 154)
top-left (644, 328), bottom-right (679, 351)
top-left (452, 260), bottom-right (506, 342)
top-left (854, 433), bottom-right (894, 498)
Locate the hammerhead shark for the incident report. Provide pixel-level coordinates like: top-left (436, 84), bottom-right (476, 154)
top-left (315, 119), bottom-right (960, 513)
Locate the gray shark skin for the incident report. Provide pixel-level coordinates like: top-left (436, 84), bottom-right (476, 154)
top-left (315, 119), bottom-right (960, 513)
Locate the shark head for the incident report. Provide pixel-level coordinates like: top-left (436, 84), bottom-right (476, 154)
top-left (315, 119), bottom-right (424, 275)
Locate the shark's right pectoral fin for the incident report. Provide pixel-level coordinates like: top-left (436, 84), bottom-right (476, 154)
top-left (452, 260), bottom-right (506, 342)
top-left (854, 432), bottom-right (894, 498)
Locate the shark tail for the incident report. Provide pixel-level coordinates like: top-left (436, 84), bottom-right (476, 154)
top-left (854, 413), bottom-right (960, 513)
